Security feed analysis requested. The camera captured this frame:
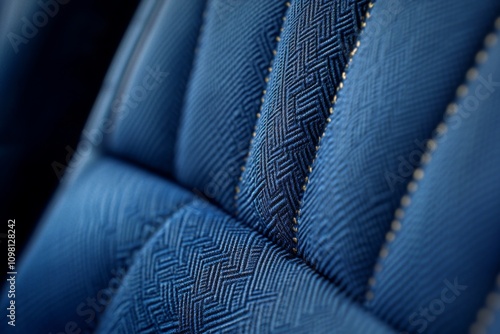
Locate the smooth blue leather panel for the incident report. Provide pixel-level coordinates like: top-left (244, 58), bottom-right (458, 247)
top-left (97, 201), bottom-right (393, 334)
top-left (106, 0), bottom-right (206, 175)
top-left (237, 0), bottom-right (371, 251)
top-left (175, 0), bottom-right (289, 211)
top-left (1, 158), bottom-right (195, 333)
top-left (367, 29), bottom-right (500, 334)
top-left (297, 0), bottom-right (500, 300)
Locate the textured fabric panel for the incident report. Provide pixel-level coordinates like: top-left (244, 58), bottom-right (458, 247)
top-left (0, 0), bottom-right (139, 253)
top-left (174, 0), bottom-right (289, 210)
top-left (297, 0), bottom-right (500, 300)
top-left (236, 0), bottom-right (371, 251)
top-left (366, 32), bottom-right (500, 334)
top-left (106, 0), bottom-right (206, 175)
top-left (0, 158), bottom-right (195, 333)
top-left (97, 201), bottom-right (393, 333)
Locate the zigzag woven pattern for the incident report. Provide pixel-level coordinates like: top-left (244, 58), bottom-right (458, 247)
top-left (237, 0), bottom-right (371, 251)
top-left (97, 201), bottom-right (391, 333)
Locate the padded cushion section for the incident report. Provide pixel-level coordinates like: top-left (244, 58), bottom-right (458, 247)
top-left (106, 0), bottom-right (206, 175)
top-left (0, 0), bottom-right (139, 253)
top-left (63, 0), bottom-right (166, 181)
top-left (0, 157), bottom-right (195, 333)
top-left (96, 201), bottom-right (393, 333)
top-left (174, 0), bottom-right (289, 210)
top-left (366, 33), bottom-right (500, 334)
top-left (297, 0), bottom-right (500, 300)
top-left (237, 0), bottom-right (371, 251)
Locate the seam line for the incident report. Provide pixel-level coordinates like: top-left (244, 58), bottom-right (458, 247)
top-left (294, 2), bottom-right (376, 255)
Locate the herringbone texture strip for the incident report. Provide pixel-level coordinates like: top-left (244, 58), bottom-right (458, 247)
top-left (237, 0), bottom-right (371, 251)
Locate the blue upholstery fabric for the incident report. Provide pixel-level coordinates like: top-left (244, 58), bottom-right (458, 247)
top-left (175, 0), bottom-right (289, 211)
top-left (237, 0), bottom-right (371, 251)
top-left (366, 29), bottom-right (500, 334)
top-left (106, 0), bottom-right (206, 175)
top-left (96, 201), bottom-right (391, 333)
top-left (68, 0), bottom-right (167, 172)
top-left (297, 0), bottom-right (500, 300)
top-left (6, 157), bottom-right (195, 333)
top-left (0, 0), bottom-right (139, 254)
top-left (3, 0), bottom-right (500, 333)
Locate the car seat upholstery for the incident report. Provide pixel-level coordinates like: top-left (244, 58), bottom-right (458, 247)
top-left (3, 0), bottom-right (500, 333)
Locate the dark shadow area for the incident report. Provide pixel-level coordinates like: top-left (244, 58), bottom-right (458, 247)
top-left (0, 0), bottom-right (140, 259)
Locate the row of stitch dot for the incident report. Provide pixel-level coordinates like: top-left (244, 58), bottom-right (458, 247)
top-left (470, 274), bottom-right (500, 334)
top-left (471, 22), bottom-right (500, 323)
top-left (293, 2), bottom-right (376, 254)
top-left (365, 17), bottom-right (500, 302)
